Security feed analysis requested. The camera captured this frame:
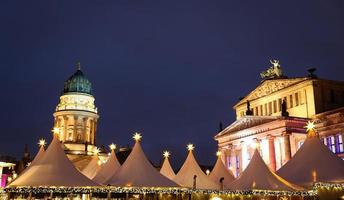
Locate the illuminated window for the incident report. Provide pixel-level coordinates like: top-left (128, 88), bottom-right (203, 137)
top-left (326, 136), bottom-right (336, 153)
top-left (268, 102), bottom-right (272, 115)
top-left (336, 134), bottom-right (343, 153)
top-left (278, 98), bottom-right (282, 112)
top-left (289, 95), bottom-right (293, 108)
top-left (273, 100), bottom-right (277, 113)
top-left (264, 104), bottom-right (268, 116)
top-left (295, 92), bottom-right (299, 106)
top-left (235, 155), bottom-right (240, 177)
top-left (260, 105), bottom-right (263, 116)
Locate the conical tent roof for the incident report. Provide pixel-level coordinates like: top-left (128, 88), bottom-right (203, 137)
top-left (277, 136), bottom-right (344, 188)
top-left (8, 135), bottom-right (98, 187)
top-left (209, 154), bottom-right (235, 189)
top-left (93, 149), bottom-right (121, 184)
top-left (160, 153), bottom-right (176, 180)
top-left (81, 155), bottom-right (102, 179)
top-left (173, 146), bottom-right (219, 189)
top-left (16, 144), bottom-right (45, 179)
top-left (228, 150), bottom-right (302, 191)
top-left (30, 145), bottom-right (45, 166)
top-left (105, 135), bottom-right (178, 187)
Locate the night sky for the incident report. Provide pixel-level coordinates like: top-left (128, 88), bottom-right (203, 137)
top-left (0, 0), bottom-right (344, 167)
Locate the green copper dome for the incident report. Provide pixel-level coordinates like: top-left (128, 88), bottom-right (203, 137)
top-left (63, 69), bottom-right (92, 95)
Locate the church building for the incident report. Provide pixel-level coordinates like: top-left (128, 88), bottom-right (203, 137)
top-left (215, 60), bottom-right (344, 177)
top-left (52, 63), bottom-right (101, 170)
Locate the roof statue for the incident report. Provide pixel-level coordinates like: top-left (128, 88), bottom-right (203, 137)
top-left (281, 99), bottom-right (289, 117)
top-left (260, 59), bottom-right (284, 79)
top-left (8, 134), bottom-right (98, 187)
top-left (245, 100), bottom-right (253, 116)
top-left (228, 149), bottom-right (302, 191)
top-left (209, 151), bottom-right (235, 189)
top-left (173, 144), bottom-right (219, 189)
top-left (105, 133), bottom-right (178, 187)
top-left (92, 144), bottom-right (121, 184)
top-left (160, 151), bottom-right (176, 180)
top-left (277, 121), bottom-right (344, 188)
top-left (81, 149), bottom-right (102, 179)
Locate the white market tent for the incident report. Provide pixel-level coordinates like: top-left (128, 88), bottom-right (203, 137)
top-left (29, 145), bottom-right (45, 167)
top-left (14, 142), bottom-right (46, 180)
top-left (173, 145), bottom-right (218, 189)
top-left (81, 154), bottom-right (102, 179)
top-left (93, 148), bottom-right (121, 184)
top-left (8, 135), bottom-right (98, 187)
top-left (228, 150), bottom-right (302, 191)
top-left (105, 134), bottom-right (178, 187)
top-left (160, 152), bottom-right (176, 180)
top-left (209, 152), bottom-right (235, 189)
top-left (277, 135), bottom-right (344, 188)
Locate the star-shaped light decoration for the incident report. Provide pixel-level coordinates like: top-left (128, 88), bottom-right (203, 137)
top-left (163, 151), bottom-right (170, 158)
top-left (109, 143), bottom-right (116, 151)
top-left (38, 139), bottom-right (46, 147)
top-left (187, 143), bottom-right (194, 151)
top-left (133, 132), bottom-right (142, 142)
top-left (305, 121), bottom-right (315, 132)
top-left (216, 151), bottom-right (222, 157)
top-left (93, 147), bottom-right (100, 155)
top-left (305, 121), bottom-right (317, 137)
top-left (52, 127), bottom-right (60, 135)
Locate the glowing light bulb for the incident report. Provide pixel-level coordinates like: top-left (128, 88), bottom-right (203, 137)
top-left (109, 143), bottom-right (116, 150)
top-left (38, 139), bottom-right (46, 147)
top-left (206, 169), bottom-right (210, 175)
top-left (163, 151), bottom-right (170, 158)
top-left (187, 144), bottom-right (194, 151)
top-left (216, 151), bottom-right (222, 157)
top-left (133, 132), bottom-right (142, 141)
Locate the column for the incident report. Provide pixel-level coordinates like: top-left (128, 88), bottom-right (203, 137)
top-left (93, 119), bottom-right (98, 145)
top-left (90, 119), bottom-right (94, 145)
top-left (73, 116), bottom-right (77, 142)
top-left (83, 117), bottom-right (87, 143)
top-left (269, 136), bottom-right (276, 172)
top-left (283, 132), bottom-right (292, 164)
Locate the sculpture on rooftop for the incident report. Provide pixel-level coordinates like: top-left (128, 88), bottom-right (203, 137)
top-left (260, 59), bottom-right (284, 79)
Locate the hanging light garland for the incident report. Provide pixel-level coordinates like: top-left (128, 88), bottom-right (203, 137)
top-left (5, 186), bottom-right (315, 197)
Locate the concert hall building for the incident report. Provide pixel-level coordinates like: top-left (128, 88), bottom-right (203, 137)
top-left (215, 60), bottom-right (344, 177)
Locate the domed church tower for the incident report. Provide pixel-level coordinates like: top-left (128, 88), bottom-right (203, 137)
top-left (53, 62), bottom-right (99, 155)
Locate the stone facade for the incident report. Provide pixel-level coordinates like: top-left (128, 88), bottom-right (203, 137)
top-left (216, 65), bottom-right (344, 177)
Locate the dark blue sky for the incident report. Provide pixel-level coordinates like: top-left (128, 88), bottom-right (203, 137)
top-left (0, 0), bottom-right (343, 167)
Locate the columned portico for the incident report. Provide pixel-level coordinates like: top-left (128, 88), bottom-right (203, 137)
top-left (215, 116), bottom-right (308, 176)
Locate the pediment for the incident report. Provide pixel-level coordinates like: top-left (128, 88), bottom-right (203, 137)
top-left (215, 116), bottom-right (279, 138)
top-left (235, 78), bottom-right (308, 107)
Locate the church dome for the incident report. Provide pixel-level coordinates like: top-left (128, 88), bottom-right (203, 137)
top-left (63, 68), bottom-right (92, 95)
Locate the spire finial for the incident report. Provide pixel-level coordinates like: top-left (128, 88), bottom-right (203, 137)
top-left (76, 61), bottom-right (81, 70)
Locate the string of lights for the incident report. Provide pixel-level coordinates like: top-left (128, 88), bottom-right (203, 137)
top-left (5, 186), bottom-right (315, 197)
